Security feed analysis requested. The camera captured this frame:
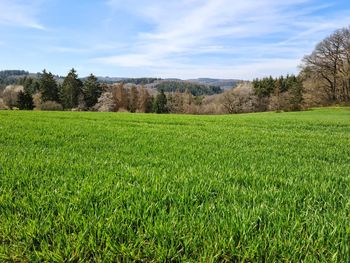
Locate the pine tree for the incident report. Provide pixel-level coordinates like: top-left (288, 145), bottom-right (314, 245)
top-left (17, 90), bottom-right (34, 110)
top-left (39, 70), bottom-right (59, 102)
top-left (273, 77), bottom-right (282, 111)
top-left (82, 74), bottom-right (103, 108)
top-left (21, 77), bottom-right (40, 94)
top-left (153, 89), bottom-right (168, 113)
top-left (60, 68), bottom-right (83, 109)
top-left (289, 77), bottom-right (303, 110)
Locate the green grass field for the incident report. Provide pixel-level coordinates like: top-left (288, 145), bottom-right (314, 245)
top-left (0, 108), bottom-right (350, 262)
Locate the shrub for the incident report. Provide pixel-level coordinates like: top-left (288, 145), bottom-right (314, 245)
top-left (40, 101), bottom-right (63, 111)
top-left (32, 93), bottom-right (42, 110)
top-left (2, 85), bottom-right (24, 109)
top-left (93, 92), bottom-right (115, 112)
top-left (0, 98), bottom-right (7, 110)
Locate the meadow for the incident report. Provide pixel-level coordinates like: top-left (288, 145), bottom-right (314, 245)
top-left (0, 108), bottom-right (349, 262)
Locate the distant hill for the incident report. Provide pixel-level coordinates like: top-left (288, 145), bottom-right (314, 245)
top-left (154, 80), bottom-right (223, 96)
top-left (0, 70), bottom-right (242, 94)
top-left (0, 70), bottom-right (30, 89)
top-left (187, 78), bottom-right (241, 90)
top-left (94, 77), bottom-right (125, 83)
top-left (0, 70), bottom-right (29, 78)
top-left (0, 70), bottom-right (64, 90)
top-left (94, 77), bottom-right (241, 90)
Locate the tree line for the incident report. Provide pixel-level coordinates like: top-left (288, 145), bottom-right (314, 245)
top-left (252, 75), bottom-right (303, 111)
top-left (1, 68), bottom-right (170, 113)
top-left (15, 69), bottom-right (104, 111)
top-left (1, 25), bottom-right (350, 114)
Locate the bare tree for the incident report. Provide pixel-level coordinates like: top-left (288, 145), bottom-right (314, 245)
top-left (112, 83), bottom-right (129, 111)
top-left (128, 86), bottom-right (139, 113)
top-left (302, 26), bottom-right (350, 102)
top-left (138, 87), bottom-right (153, 113)
top-left (167, 90), bottom-right (184, 113)
top-left (338, 27), bottom-right (350, 101)
top-left (222, 83), bottom-right (256, 114)
top-left (2, 85), bottom-right (24, 109)
top-left (93, 92), bottom-right (115, 112)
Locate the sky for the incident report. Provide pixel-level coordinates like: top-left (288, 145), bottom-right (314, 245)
top-left (1, 0), bottom-right (350, 80)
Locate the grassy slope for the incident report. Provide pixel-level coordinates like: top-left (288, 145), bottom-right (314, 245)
top-left (0, 108), bottom-right (349, 262)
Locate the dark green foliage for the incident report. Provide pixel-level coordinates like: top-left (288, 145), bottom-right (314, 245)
top-left (253, 75), bottom-right (304, 111)
top-left (60, 68), bottom-right (83, 109)
top-left (156, 81), bottom-right (222, 96)
top-left (153, 90), bottom-right (168, 113)
top-left (252, 76), bottom-right (275, 98)
top-left (253, 75), bottom-right (303, 98)
top-left (193, 95), bottom-right (204, 105)
top-left (145, 96), bottom-right (154, 113)
top-left (17, 90), bottom-right (34, 110)
top-left (20, 77), bottom-right (40, 95)
top-left (121, 78), bottom-right (161, 85)
top-left (39, 70), bottom-right (59, 102)
top-left (289, 78), bottom-right (304, 110)
top-left (82, 74), bottom-right (103, 108)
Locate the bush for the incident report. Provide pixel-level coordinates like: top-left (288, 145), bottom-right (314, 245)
top-left (32, 93), bottom-right (42, 110)
top-left (40, 101), bottom-right (63, 111)
top-left (2, 85), bottom-right (24, 109)
top-left (0, 98), bottom-right (7, 110)
top-left (93, 92), bottom-right (115, 112)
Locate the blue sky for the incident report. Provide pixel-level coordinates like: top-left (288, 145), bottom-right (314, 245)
top-left (1, 0), bottom-right (350, 79)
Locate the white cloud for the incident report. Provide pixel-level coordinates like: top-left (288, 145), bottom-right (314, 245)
top-left (0, 0), bottom-right (44, 29)
top-left (150, 58), bottom-right (302, 80)
top-left (98, 0), bottom-right (350, 78)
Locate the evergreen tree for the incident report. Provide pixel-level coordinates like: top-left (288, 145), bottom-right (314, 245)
top-left (17, 90), bottom-right (34, 110)
top-left (273, 77), bottom-right (282, 110)
top-left (153, 89), bottom-right (168, 113)
top-left (289, 78), bottom-right (303, 110)
top-left (60, 68), bottom-right (83, 109)
top-left (39, 70), bottom-right (59, 102)
top-left (21, 77), bottom-right (40, 94)
top-left (82, 74), bottom-right (103, 108)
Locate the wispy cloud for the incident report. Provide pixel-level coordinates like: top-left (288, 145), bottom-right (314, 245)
top-left (1, 0), bottom-right (349, 78)
top-left (148, 58), bottom-right (302, 80)
top-left (98, 0), bottom-right (350, 78)
top-left (0, 0), bottom-right (44, 29)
